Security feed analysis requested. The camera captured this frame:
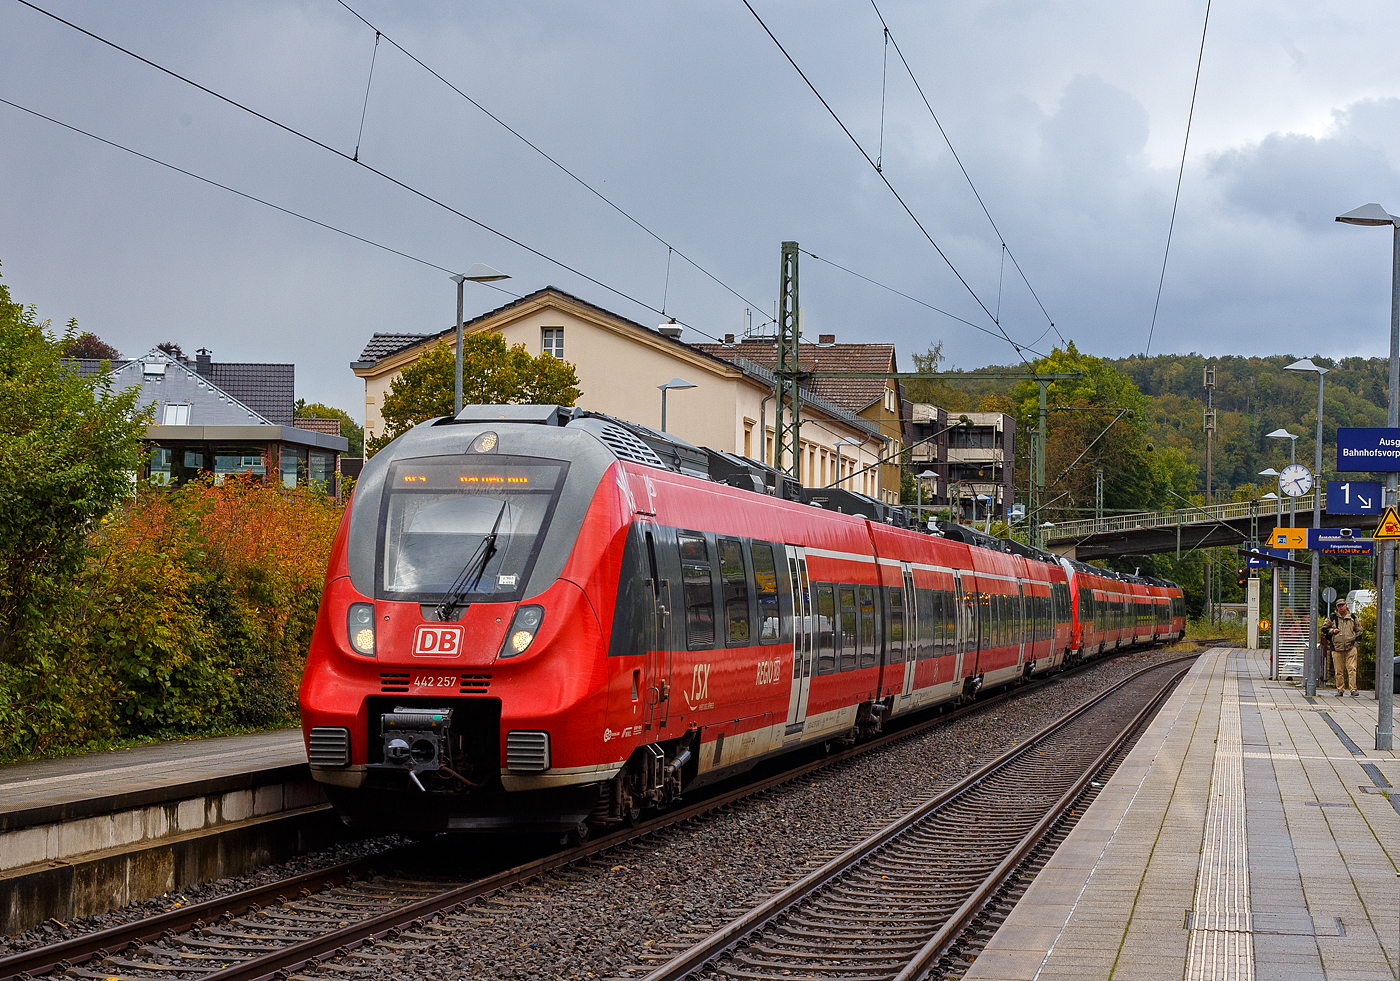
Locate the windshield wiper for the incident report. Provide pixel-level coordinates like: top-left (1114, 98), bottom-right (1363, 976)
top-left (436, 500), bottom-right (508, 621)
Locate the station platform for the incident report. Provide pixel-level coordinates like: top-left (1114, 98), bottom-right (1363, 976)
top-left (965, 648), bottom-right (1399, 981)
top-left (0, 727), bottom-right (336, 934)
top-left (0, 727), bottom-right (308, 828)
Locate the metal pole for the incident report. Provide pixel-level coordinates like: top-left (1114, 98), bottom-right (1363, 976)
top-left (1307, 374), bottom-right (1324, 696)
top-left (1377, 225), bottom-right (1399, 749)
top-left (660, 388), bottom-right (668, 433)
top-left (454, 277), bottom-right (465, 416)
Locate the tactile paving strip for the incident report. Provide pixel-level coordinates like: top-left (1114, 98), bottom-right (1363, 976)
top-left (1185, 668), bottom-right (1255, 981)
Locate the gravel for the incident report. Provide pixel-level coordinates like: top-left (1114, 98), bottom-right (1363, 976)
top-left (1, 646), bottom-right (1201, 979)
top-left (311, 646), bottom-right (1201, 981)
top-left (0, 834), bottom-right (410, 958)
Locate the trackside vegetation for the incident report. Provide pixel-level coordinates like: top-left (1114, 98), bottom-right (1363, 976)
top-left (0, 273), bottom-right (344, 760)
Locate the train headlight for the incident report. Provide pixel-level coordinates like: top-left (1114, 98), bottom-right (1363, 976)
top-left (347, 602), bottom-right (376, 656)
top-left (498, 605), bottom-right (544, 658)
top-left (471, 431), bottom-right (499, 453)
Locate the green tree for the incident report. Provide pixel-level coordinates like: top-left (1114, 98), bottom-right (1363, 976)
top-left (367, 334), bottom-right (581, 456)
top-left (0, 268), bottom-right (148, 664)
top-left (1013, 342), bottom-right (1196, 524)
top-left (295, 399), bottom-right (364, 457)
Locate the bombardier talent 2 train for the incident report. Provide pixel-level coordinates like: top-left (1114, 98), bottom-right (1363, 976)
top-left (300, 405), bottom-right (1185, 835)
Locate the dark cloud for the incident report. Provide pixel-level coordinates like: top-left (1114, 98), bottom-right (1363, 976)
top-left (2, 1), bottom-right (1400, 412)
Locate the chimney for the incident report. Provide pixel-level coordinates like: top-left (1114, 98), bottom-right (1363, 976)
top-left (818, 334), bottom-right (836, 346)
top-left (195, 348), bottom-right (213, 377)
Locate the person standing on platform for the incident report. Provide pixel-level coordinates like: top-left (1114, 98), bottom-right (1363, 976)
top-left (1323, 598), bottom-right (1362, 697)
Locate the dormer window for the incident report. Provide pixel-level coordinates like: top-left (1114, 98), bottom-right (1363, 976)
top-left (162, 403), bottom-right (191, 425)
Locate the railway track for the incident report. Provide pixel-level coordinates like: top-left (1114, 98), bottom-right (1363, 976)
top-left (638, 657), bottom-right (1192, 981)
top-left (1, 647), bottom-right (1201, 981)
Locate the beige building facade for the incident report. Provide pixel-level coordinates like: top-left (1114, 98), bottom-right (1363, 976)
top-left (353, 288), bottom-right (888, 494)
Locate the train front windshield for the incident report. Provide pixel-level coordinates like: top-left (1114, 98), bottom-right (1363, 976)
top-left (378, 457), bottom-right (568, 602)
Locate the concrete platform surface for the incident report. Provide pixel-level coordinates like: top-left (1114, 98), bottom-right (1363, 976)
top-left (0, 728), bottom-right (307, 827)
top-left (963, 648), bottom-right (1399, 981)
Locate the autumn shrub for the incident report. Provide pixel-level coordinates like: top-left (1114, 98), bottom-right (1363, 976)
top-left (0, 477), bottom-right (343, 759)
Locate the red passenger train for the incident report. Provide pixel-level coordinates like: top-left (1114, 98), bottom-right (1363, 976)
top-left (300, 406), bottom-right (1184, 835)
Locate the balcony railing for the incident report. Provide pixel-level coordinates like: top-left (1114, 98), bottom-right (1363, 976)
top-left (1044, 497), bottom-right (1280, 542)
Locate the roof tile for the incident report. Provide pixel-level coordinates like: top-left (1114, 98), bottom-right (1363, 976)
top-left (694, 339), bottom-right (897, 412)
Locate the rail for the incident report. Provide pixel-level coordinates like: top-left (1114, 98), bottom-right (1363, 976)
top-left (1045, 497), bottom-right (1279, 542)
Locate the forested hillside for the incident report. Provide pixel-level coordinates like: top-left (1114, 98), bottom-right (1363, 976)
top-left (1111, 354), bottom-right (1391, 499)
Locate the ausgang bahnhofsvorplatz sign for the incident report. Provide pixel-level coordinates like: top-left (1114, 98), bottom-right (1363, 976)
top-left (1336, 427), bottom-right (1400, 471)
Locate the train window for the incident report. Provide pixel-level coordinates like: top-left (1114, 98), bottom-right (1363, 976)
top-left (887, 587), bottom-right (904, 663)
top-left (945, 591), bottom-right (958, 655)
top-left (679, 534), bottom-right (714, 650)
top-left (751, 542), bottom-right (780, 643)
top-left (719, 538), bottom-right (749, 646)
top-left (859, 586), bottom-right (877, 669)
top-left (839, 587), bottom-right (858, 671)
top-left (816, 584), bottom-right (836, 673)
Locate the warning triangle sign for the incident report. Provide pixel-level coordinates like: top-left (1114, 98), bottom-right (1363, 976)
top-left (1375, 505), bottom-right (1400, 540)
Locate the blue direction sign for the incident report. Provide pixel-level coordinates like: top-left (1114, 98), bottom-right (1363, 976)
top-left (1306, 528), bottom-right (1374, 555)
top-left (1336, 427), bottom-right (1400, 471)
top-left (1326, 480), bottom-right (1383, 514)
top-left (1246, 547), bottom-right (1286, 568)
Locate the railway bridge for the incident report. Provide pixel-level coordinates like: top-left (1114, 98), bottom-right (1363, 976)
top-left (1041, 497), bottom-right (1379, 561)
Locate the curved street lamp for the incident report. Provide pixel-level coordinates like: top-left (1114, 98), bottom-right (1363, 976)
top-left (1336, 202), bottom-right (1400, 747)
top-left (450, 264), bottom-right (511, 415)
top-left (657, 377), bottom-right (696, 433)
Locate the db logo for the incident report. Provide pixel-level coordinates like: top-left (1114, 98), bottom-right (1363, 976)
top-left (413, 624), bottom-right (464, 657)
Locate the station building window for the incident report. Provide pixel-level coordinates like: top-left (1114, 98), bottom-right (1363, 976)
top-left (542, 327), bottom-right (565, 359)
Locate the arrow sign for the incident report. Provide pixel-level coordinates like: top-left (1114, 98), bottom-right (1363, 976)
top-left (1374, 505), bottom-right (1400, 540)
top-left (1326, 480), bottom-right (1383, 515)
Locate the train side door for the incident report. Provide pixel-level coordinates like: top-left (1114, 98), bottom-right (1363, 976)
top-left (953, 571), bottom-right (967, 681)
top-left (1017, 581), bottom-right (1027, 670)
top-left (640, 523), bottom-right (673, 733)
top-left (899, 563), bottom-right (917, 700)
top-left (784, 546), bottom-right (813, 736)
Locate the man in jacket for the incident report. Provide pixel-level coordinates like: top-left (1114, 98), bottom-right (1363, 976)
top-left (1324, 598), bottom-right (1362, 697)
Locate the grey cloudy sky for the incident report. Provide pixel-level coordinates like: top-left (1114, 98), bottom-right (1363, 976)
top-left (4, 1), bottom-right (1400, 418)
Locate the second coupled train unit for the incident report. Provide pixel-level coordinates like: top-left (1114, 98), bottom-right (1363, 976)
top-left (300, 405), bottom-right (1184, 835)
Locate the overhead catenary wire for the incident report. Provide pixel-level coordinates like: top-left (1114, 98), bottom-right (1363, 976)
top-left (352, 30), bottom-right (379, 162)
top-left (800, 248), bottom-right (1049, 359)
top-left (740, 0), bottom-right (1032, 364)
top-left (14, 0), bottom-right (731, 344)
top-left (867, 0), bottom-right (1063, 345)
top-left (333, 0), bottom-right (771, 317)
top-left (0, 95), bottom-right (518, 300)
top-left (1145, 0), bottom-right (1212, 357)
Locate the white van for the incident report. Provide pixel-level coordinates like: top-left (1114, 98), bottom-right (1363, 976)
top-left (1346, 589), bottom-right (1376, 615)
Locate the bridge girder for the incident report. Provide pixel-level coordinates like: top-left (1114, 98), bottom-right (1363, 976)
top-left (1047, 512), bottom-right (1379, 561)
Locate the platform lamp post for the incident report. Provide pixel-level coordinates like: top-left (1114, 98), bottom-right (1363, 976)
top-left (1286, 360), bottom-right (1329, 696)
top-left (1266, 432), bottom-right (1301, 683)
top-left (1335, 202), bottom-right (1399, 749)
top-left (916, 469), bottom-right (937, 528)
top-left (1263, 486), bottom-right (1281, 679)
top-left (450, 264), bottom-right (511, 415)
top-left (657, 377), bottom-right (695, 433)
